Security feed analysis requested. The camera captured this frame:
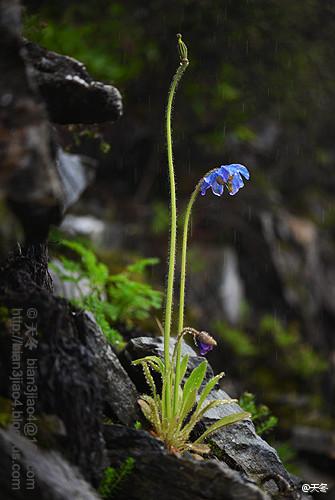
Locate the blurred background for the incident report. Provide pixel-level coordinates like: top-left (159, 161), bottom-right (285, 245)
top-left (2, 0), bottom-right (334, 487)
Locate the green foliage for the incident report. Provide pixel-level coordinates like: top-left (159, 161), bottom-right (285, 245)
top-left (0, 306), bottom-right (9, 324)
top-left (274, 441), bottom-right (299, 475)
top-left (213, 315), bottom-right (328, 428)
top-left (187, 248), bottom-right (206, 274)
top-left (259, 315), bottom-right (327, 378)
top-left (107, 257), bottom-right (162, 324)
top-left (108, 273), bottom-right (162, 323)
top-left (215, 315), bottom-right (327, 382)
top-left (76, 294), bottom-right (123, 346)
top-left (0, 398), bottom-right (12, 428)
top-left (66, 125), bottom-right (112, 155)
top-left (259, 315), bottom-right (298, 348)
top-left (133, 353), bottom-right (249, 454)
top-left (239, 392), bottom-right (278, 436)
top-left (61, 239), bottom-right (109, 289)
top-left (151, 202), bottom-right (170, 235)
top-left (23, 5), bottom-right (156, 84)
top-left (98, 458), bottom-right (135, 499)
top-left (215, 322), bottom-right (256, 357)
top-left (51, 239), bottom-right (163, 347)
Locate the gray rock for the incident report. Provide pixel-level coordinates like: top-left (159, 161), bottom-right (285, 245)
top-left (0, 429), bottom-right (99, 500)
top-left (0, 246), bottom-right (139, 483)
top-left (186, 245), bottom-right (245, 329)
top-left (261, 210), bottom-right (322, 320)
top-left (59, 215), bottom-right (126, 249)
top-left (60, 215), bottom-right (107, 243)
top-left (292, 425), bottom-right (335, 459)
top-left (49, 259), bottom-right (94, 302)
top-left (23, 40), bottom-right (123, 124)
top-left (104, 424), bottom-right (271, 500)
top-left (220, 247), bottom-right (245, 325)
top-left (200, 390), bottom-right (294, 496)
top-left (56, 150), bottom-right (96, 214)
top-left (84, 312), bottom-right (140, 426)
top-left (251, 119), bottom-right (280, 153)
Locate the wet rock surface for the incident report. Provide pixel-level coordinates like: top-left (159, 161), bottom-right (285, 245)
top-left (55, 149), bottom-right (96, 214)
top-left (84, 312), bottom-right (140, 425)
top-left (291, 425), bottom-right (335, 459)
top-left (104, 424), bottom-right (271, 500)
top-left (50, 258), bottom-right (94, 301)
top-left (0, 429), bottom-right (99, 500)
top-left (0, 245), bottom-right (138, 485)
top-left (23, 40), bottom-right (123, 124)
top-left (187, 245), bottom-right (246, 328)
top-left (199, 395), bottom-right (295, 496)
top-left (59, 214), bottom-right (107, 243)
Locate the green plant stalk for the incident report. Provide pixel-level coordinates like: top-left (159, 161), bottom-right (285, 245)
top-left (173, 167), bottom-right (219, 413)
top-left (163, 48), bottom-right (189, 418)
top-left (173, 183), bottom-right (200, 413)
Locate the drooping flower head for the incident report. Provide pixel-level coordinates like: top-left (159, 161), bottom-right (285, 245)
top-left (181, 327), bottom-right (217, 356)
top-left (200, 164), bottom-right (250, 197)
top-left (194, 331), bottom-right (217, 356)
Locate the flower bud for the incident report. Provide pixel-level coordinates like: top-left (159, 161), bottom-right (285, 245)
top-left (195, 331), bottom-right (217, 356)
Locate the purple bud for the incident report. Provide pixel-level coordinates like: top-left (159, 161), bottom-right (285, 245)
top-left (195, 331), bottom-right (217, 356)
top-left (198, 341), bottom-right (214, 356)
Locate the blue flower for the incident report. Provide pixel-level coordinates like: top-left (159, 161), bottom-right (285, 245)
top-left (200, 164), bottom-right (250, 197)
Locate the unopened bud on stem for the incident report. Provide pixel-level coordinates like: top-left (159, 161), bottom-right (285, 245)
top-left (177, 33), bottom-right (189, 64)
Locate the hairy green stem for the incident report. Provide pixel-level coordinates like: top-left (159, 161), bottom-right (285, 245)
top-left (177, 185), bottom-right (201, 335)
top-left (173, 168), bottom-right (219, 413)
top-left (163, 41), bottom-right (189, 418)
top-left (173, 183), bottom-right (200, 413)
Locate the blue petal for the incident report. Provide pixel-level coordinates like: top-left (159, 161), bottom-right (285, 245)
top-left (200, 180), bottom-right (210, 196)
top-left (228, 163), bottom-right (250, 180)
top-left (201, 172), bottom-right (216, 195)
top-left (222, 164), bottom-right (238, 176)
top-left (229, 174), bottom-right (244, 195)
top-left (211, 180), bottom-right (224, 196)
top-left (198, 342), bottom-right (213, 356)
top-left (203, 170), bottom-right (219, 185)
top-left (218, 166), bottom-right (230, 182)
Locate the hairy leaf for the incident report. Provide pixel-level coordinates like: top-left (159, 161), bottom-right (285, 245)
top-left (182, 361), bottom-right (207, 403)
top-left (179, 354), bottom-right (189, 383)
top-left (133, 355), bottom-right (164, 374)
top-left (194, 411), bottom-right (250, 443)
top-left (197, 372), bottom-right (225, 410)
